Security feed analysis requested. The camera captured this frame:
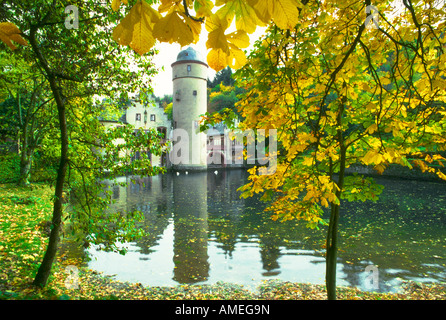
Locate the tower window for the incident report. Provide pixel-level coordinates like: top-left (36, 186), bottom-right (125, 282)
top-left (193, 90), bottom-right (197, 96)
top-left (136, 113), bottom-right (141, 121)
top-left (150, 114), bottom-right (156, 121)
top-left (187, 65), bottom-right (191, 72)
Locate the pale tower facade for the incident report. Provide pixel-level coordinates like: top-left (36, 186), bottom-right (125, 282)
top-left (171, 47), bottom-right (208, 171)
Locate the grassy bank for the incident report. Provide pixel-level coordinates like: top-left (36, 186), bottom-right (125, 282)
top-left (0, 183), bottom-right (445, 300)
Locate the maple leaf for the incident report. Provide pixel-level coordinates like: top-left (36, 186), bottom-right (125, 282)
top-left (0, 22), bottom-right (28, 50)
top-left (112, 1), bottom-right (160, 55)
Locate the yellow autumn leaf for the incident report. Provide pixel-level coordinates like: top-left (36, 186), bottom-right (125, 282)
top-left (113, 1), bottom-right (160, 55)
top-left (413, 159), bottom-right (429, 172)
top-left (274, 0), bottom-right (302, 29)
top-left (302, 156), bottom-right (314, 166)
top-left (0, 22), bottom-right (28, 50)
top-left (374, 164), bottom-right (386, 175)
top-left (195, 0), bottom-right (215, 17)
top-left (320, 197), bottom-right (329, 208)
top-left (158, 0), bottom-right (184, 14)
top-left (365, 102), bottom-right (377, 111)
top-left (437, 171), bottom-right (446, 181)
top-left (216, 0), bottom-right (262, 34)
top-left (250, 0), bottom-right (301, 30)
top-left (153, 10), bottom-right (194, 46)
top-left (207, 48), bottom-right (229, 71)
top-left (227, 44), bottom-right (247, 69)
top-left (432, 79), bottom-right (446, 90)
top-left (248, 0), bottom-right (273, 24)
top-left (226, 30), bottom-right (250, 48)
top-left (432, 154), bottom-right (446, 167)
top-left (381, 77), bottom-right (391, 85)
top-left (182, 13), bottom-right (202, 43)
top-left (206, 22), bottom-right (230, 53)
top-left (111, 0), bottom-right (128, 12)
top-left (206, 17), bottom-right (249, 69)
top-left (366, 123), bottom-right (377, 134)
top-left (362, 82), bottom-right (371, 91)
top-left (362, 150), bottom-right (384, 165)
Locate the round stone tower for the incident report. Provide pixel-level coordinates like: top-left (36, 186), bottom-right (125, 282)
top-left (171, 47), bottom-right (208, 171)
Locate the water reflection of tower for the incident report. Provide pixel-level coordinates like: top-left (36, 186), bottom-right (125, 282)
top-left (172, 172), bottom-right (209, 283)
top-left (243, 194), bottom-right (282, 276)
top-left (259, 238), bottom-right (281, 276)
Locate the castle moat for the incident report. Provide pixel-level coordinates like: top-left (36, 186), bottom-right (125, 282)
top-left (67, 169), bottom-right (445, 293)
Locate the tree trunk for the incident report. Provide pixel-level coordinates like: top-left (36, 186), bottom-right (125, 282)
top-left (18, 121), bottom-right (33, 187)
top-left (325, 201), bottom-right (340, 300)
top-left (32, 82), bottom-right (68, 287)
top-left (19, 150), bottom-right (33, 186)
top-left (325, 102), bottom-right (347, 300)
top-left (30, 24), bottom-right (69, 287)
top-left (16, 87), bottom-right (32, 186)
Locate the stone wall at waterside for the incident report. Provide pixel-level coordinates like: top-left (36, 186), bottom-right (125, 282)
top-left (346, 164), bottom-right (446, 181)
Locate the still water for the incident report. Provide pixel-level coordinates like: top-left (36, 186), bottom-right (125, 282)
top-left (83, 170), bottom-right (445, 293)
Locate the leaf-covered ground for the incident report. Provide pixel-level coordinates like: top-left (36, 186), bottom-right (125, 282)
top-left (1, 183), bottom-right (445, 300)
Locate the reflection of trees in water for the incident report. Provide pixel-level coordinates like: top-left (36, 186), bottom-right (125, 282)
top-left (259, 241), bottom-right (281, 276)
top-left (207, 170), bottom-right (286, 273)
top-left (98, 171), bottom-right (446, 289)
top-left (338, 177), bottom-right (445, 271)
top-left (334, 176), bottom-right (446, 289)
top-left (105, 175), bottom-right (173, 255)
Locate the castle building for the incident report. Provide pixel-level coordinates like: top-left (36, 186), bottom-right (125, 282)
top-left (170, 47), bottom-right (209, 171)
top-left (99, 99), bottom-right (171, 168)
top-left (100, 46), bottom-right (247, 172)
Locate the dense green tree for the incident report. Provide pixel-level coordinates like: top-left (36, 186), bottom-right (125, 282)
top-left (207, 67), bottom-right (245, 115)
top-left (208, 66), bottom-right (235, 89)
top-left (1, 0), bottom-right (163, 288)
top-left (0, 52), bottom-right (56, 185)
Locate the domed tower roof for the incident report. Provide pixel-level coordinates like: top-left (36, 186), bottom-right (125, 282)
top-left (172, 46), bottom-right (208, 67)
